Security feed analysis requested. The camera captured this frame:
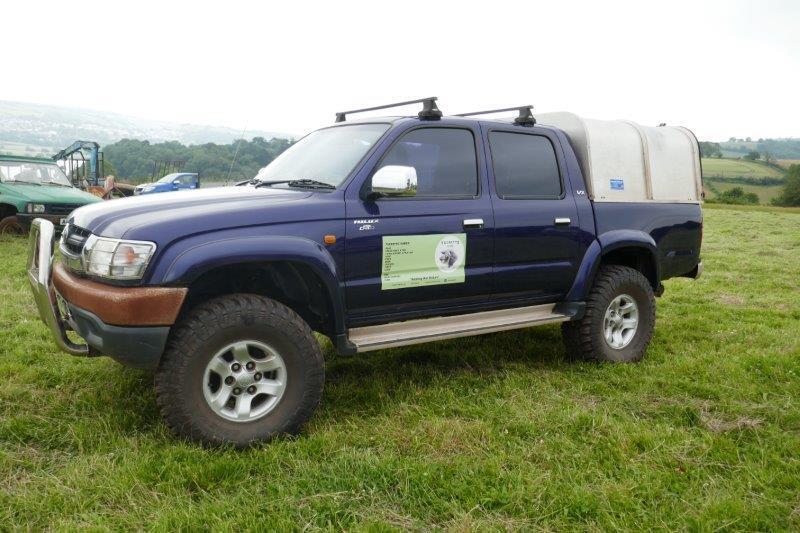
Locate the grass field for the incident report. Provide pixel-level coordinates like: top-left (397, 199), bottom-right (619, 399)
top-left (701, 158), bottom-right (785, 179)
top-left (704, 180), bottom-right (785, 204)
top-left (1, 206), bottom-right (799, 530)
top-left (777, 159), bottom-right (800, 170)
top-left (701, 158), bottom-right (787, 204)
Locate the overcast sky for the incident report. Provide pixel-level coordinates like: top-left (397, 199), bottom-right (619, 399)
top-left (3, 0), bottom-right (798, 141)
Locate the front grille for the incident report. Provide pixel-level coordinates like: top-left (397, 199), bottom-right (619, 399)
top-left (63, 225), bottom-right (91, 255)
top-left (48, 204), bottom-right (83, 216)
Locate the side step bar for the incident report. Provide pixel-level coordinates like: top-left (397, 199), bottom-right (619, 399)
top-left (348, 304), bottom-right (572, 353)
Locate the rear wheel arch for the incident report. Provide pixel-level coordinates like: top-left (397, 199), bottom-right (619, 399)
top-left (600, 245), bottom-right (659, 290)
top-left (562, 264), bottom-right (656, 362)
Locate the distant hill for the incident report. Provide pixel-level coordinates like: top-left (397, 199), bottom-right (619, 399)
top-left (718, 138), bottom-right (800, 159)
top-left (0, 100), bottom-right (293, 157)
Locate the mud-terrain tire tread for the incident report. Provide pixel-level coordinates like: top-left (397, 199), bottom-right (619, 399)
top-left (155, 293), bottom-right (324, 447)
top-left (562, 265), bottom-right (655, 363)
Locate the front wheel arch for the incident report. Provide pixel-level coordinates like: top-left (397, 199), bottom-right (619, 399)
top-left (177, 261), bottom-right (340, 339)
top-left (0, 209), bottom-right (25, 236)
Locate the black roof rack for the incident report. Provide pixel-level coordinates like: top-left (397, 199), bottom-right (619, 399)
top-left (335, 97), bottom-right (442, 123)
top-left (454, 105), bottom-right (536, 126)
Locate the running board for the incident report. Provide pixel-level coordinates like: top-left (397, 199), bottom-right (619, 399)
top-left (348, 304), bottom-right (571, 353)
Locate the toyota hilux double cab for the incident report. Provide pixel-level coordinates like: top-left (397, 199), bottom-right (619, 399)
top-left (28, 98), bottom-right (703, 446)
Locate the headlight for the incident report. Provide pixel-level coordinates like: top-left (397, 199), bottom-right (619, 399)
top-left (82, 236), bottom-right (157, 280)
top-left (27, 203), bottom-right (46, 213)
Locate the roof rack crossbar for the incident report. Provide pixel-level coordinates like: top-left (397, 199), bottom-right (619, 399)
top-left (454, 105), bottom-right (536, 126)
top-left (335, 97), bottom-right (442, 123)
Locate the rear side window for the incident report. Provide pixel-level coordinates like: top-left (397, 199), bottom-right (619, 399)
top-left (489, 131), bottom-right (562, 198)
top-left (377, 128), bottom-right (478, 197)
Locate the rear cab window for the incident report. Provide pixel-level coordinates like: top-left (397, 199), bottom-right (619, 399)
top-left (489, 131), bottom-right (563, 199)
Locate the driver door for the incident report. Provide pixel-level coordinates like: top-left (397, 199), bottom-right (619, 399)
top-left (344, 124), bottom-right (494, 325)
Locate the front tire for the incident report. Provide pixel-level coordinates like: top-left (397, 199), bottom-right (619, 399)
top-left (155, 294), bottom-right (325, 447)
top-left (562, 265), bottom-right (656, 363)
top-left (0, 216), bottom-right (25, 236)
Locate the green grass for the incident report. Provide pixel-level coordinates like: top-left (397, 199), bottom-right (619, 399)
top-left (702, 158), bottom-right (785, 180)
top-left (1, 207), bottom-right (799, 530)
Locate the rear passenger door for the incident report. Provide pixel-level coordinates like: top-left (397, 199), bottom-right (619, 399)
top-left (485, 127), bottom-right (581, 302)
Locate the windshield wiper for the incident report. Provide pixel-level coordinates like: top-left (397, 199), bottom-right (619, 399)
top-left (254, 178), bottom-right (335, 190)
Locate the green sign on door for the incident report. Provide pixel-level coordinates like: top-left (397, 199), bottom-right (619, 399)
top-left (381, 234), bottom-right (466, 290)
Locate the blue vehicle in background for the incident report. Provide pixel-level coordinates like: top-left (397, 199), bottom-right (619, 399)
top-left (134, 172), bottom-right (199, 195)
top-left (27, 97), bottom-right (703, 447)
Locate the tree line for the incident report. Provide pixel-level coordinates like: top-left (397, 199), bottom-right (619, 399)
top-left (103, 137), bottom-right (294, 183)
top-left (100, 136), bottom-right (800, 207)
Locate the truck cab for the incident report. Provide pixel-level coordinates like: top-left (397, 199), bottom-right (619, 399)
top-left (0, 155), bottom-right (102, 235)
top-left (27, 98), bottom-right (702, 446)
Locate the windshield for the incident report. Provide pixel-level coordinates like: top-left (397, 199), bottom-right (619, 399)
top-left (254, 123), bottom-right (390, 187)
top-left (0, 161), bottom-right (73, 187)
top-left (156, 173), bottom-right (181, 184)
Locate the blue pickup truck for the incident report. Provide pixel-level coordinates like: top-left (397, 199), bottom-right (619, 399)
top-left (28, 98), bottom-right (703, 446)
top-left (133, 172), bottom-right (200, 195)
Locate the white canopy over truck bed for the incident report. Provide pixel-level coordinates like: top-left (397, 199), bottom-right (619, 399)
top-left (537, 112), bottom-right (702, 203)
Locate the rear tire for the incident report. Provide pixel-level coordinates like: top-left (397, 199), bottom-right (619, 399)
top-left (0, 216), bottom-right (25, 236)
top-left (155, 294), bottom-right (325, 447)
top-left (562, 265), bottom-right (655, 363)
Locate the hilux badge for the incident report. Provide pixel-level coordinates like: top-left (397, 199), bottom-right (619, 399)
top-left (354, 219), bottom-right (378, 231)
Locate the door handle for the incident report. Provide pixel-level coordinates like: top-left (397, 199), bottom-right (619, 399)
top-left (463, 218), bottom-right (484, 229)
top-left (554, 217), bottom-right (571, 226)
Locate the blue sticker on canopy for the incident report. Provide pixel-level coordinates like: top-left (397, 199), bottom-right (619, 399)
top-left (610, 179), bottom-right (624, 190)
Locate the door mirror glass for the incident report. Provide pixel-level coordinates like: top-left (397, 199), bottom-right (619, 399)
top-left (372, 165), bottom-right (417, 197)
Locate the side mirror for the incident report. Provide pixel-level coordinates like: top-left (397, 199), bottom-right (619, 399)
top-left (371, 165), bottom-right (417, 198)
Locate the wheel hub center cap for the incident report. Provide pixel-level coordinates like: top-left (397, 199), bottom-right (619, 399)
top-left (202, 340), bottom-right (288, 423)
top-left (603, 294), bottom-right (639, 350)
top-left (233, 371), bottom-right (256, 387)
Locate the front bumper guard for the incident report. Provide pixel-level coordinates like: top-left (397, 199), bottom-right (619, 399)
top-left (27, 218), bottom-right (90, 356)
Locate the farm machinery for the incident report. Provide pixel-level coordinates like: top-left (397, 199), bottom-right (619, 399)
top-left (53, 141), bottom-right (135, 198)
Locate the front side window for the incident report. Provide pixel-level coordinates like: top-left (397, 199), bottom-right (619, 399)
top-left (254, 123), bottom-right (390, 187)
top-left (157, 173), bottom-right (180, 184)
top-left (376, 128), bottom-right (478, 197)
top-left (489, 131), bottom-right (562, 198)
top-left (0, 161), bottom-right (72, 187)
